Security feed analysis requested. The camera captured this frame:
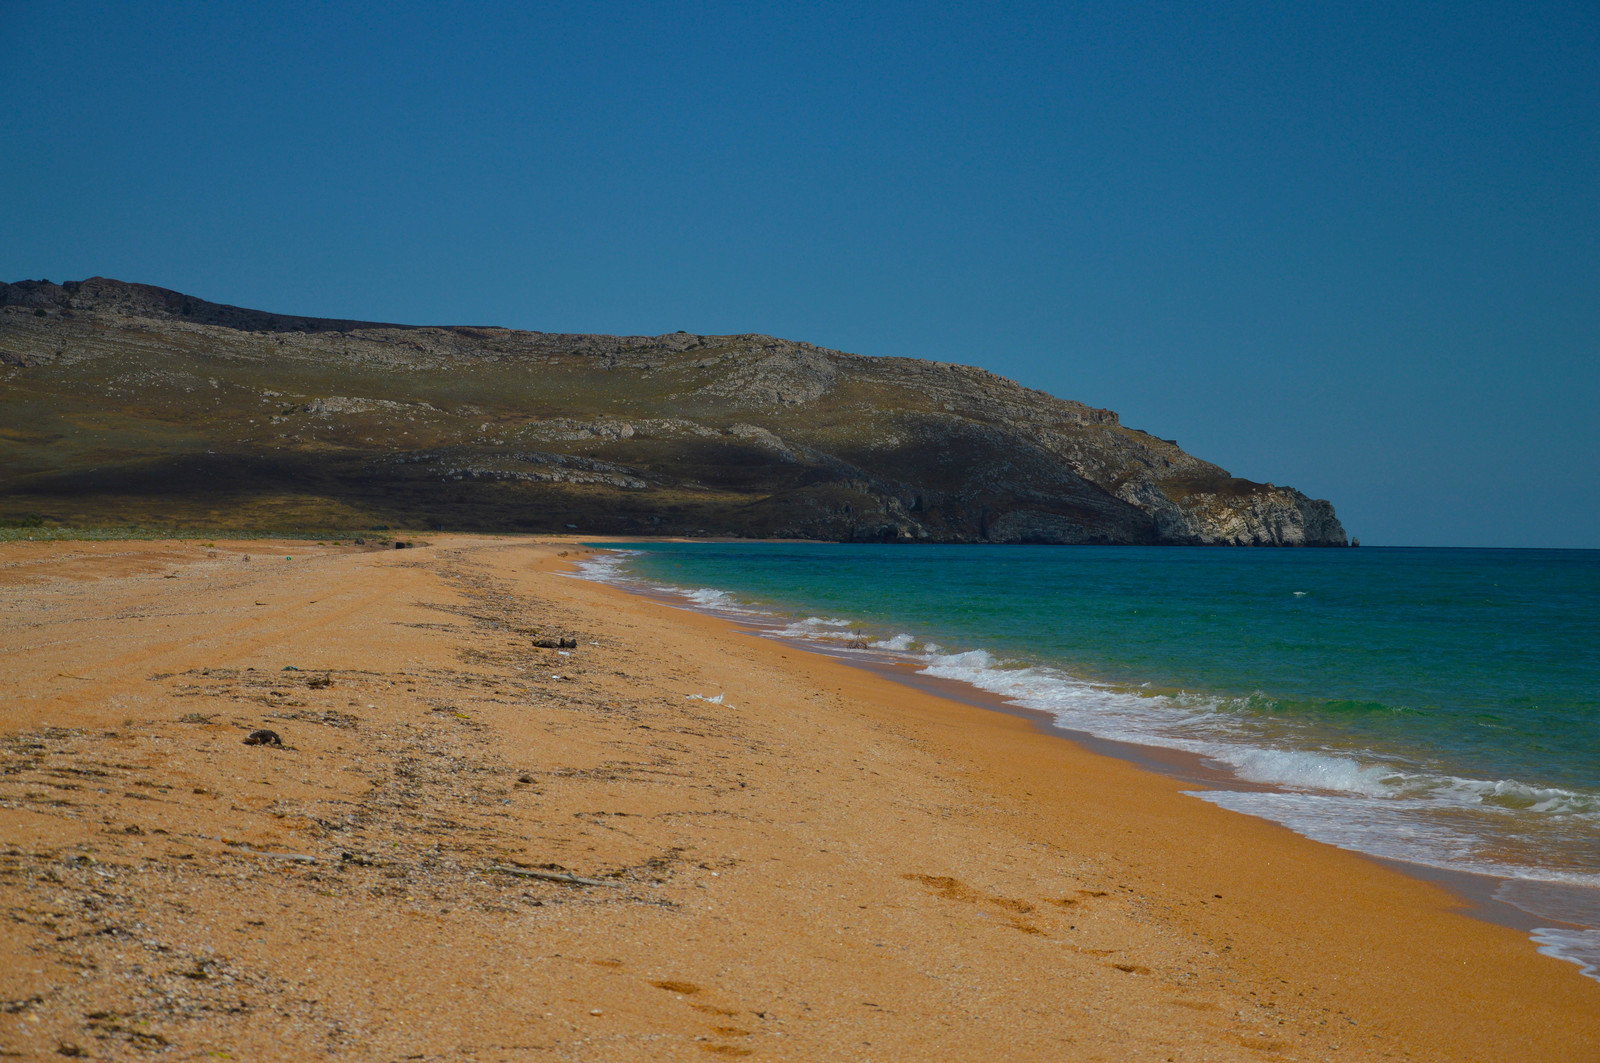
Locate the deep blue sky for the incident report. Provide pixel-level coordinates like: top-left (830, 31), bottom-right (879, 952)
top-left (4, 2), bottom-right (1596, 547)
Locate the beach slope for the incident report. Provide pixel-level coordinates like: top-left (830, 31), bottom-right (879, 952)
top-left (1, 535), bottom-right (1592, 1060)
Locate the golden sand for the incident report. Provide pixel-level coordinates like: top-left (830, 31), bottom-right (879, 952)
top-left (1, 535), bottom-right (1595, 1060)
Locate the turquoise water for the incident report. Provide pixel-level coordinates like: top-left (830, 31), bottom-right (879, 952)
top-left (579, 542), bottom-right (1600, 979)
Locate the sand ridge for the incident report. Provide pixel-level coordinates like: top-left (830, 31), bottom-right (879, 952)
top-left (0, 535), bottom-right (1595, 1060)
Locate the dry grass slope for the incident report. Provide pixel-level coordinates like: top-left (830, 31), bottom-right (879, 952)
top-left (0, 278), bottom-right (1348, 545)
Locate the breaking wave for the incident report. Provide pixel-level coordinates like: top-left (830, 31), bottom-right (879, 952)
top-left (573, 548), bottom-right (1600, 982)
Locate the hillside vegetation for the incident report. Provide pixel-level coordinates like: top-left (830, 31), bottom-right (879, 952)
top-left (0, 277), bottom-right (1347, 544)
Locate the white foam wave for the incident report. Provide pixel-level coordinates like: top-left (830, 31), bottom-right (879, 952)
top-left (1221, 748), bottom-right (1409, 796)
top-left (1531, 928), bottom-right (1600, 982)
top-left (1460, 777), bottom-right (1600, 815)
top-left (570, 553), bottom-right (771, 618)
top-left (776, 616), bottom-right (866, 641)
top-left (574, 553), bottom-right (1600, 979)
top-left (785, 616), bottom-right (855, 630)
top-left (914, 646), bottom-right (1600, 822)
top-left (870, 633), bottom-right (918, 652)
top-left (917, 650), bottom-right (1226, 750)
top-left (1193, 790), bottom-right (1600, 888)
top-left (684, 587), bottom-right (742, 608)
top-left (670, 584), bottom-right (772, 617)
top-left (570, 550), bottom-right (636, 583)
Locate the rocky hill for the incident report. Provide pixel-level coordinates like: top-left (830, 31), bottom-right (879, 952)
top-left (0, 277), bottom-right (1348, 544)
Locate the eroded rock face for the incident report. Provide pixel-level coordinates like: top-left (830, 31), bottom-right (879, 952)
top-left (1119, 481), bottom-right (1345, 546)
top-left (698, 347), bottom-right (838, 407)
top-left (0, 277), bottom-right (1349, 546)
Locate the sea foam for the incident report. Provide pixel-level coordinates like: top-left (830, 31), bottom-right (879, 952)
top-left (574, 548), bottom-right (1600, 982)
top-left (1531, 928), bottom-right (1600, 982)
top-left (786, 619), bottom-right (1600, 903)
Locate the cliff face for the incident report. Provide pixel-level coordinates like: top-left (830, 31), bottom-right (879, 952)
top-left (0, 277), bottom-right (1348, 545)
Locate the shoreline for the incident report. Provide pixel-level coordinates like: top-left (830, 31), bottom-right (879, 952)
top-left (795, 643), bottom-right (1584, 940)
top-left (581, 545), bottom-right (1600, 957)
top-left (806, 653), bottom-right (1582, 940)
top-left (2, 534), bottom-right (1596, 1060)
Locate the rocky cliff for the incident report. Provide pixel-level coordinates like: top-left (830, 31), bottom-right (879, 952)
top-left (0, 277), bottom-right (1347, 545)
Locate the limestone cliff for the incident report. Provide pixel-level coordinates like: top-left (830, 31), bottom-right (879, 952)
top-left (0, 277), bottom-right (1347, 545)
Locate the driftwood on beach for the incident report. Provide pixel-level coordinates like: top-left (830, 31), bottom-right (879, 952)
top-left (488, 864), bottom-right (626, 888)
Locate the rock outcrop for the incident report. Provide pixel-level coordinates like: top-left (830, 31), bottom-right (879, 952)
top-left (0, 277), bottom-right (1348, 545)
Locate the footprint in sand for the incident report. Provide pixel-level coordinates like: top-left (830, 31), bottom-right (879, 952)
top-left (649, 981), bottom-right (754, 1054)
top-left (651, 979), bottom-right (701, 994)
top-left (901, 873), bottom-right (1048, 935)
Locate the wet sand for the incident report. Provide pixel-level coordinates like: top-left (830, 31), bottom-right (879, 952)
top-left (1, 534), bottom-right (1595, 1060)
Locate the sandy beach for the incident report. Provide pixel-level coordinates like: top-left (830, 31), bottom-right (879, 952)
top-left (1, 534), bottom-right (1595, 1061)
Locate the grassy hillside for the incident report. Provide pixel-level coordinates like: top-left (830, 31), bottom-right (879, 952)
top-left (0, 279), bottom-right (1348, 545)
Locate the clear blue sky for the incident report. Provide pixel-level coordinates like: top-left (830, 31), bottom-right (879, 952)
top-left (4, 2), bottom-right (1596, 547)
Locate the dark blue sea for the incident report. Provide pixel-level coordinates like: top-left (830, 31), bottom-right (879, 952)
top-left (579, 543), bottom-right (1600, 980)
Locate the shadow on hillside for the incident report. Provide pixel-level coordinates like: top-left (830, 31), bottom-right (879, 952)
top-left (0, 451), bottom-right (936, 540)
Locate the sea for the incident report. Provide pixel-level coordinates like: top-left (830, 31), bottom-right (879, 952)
top-left (575, 542), bottom-right (1600, 983)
